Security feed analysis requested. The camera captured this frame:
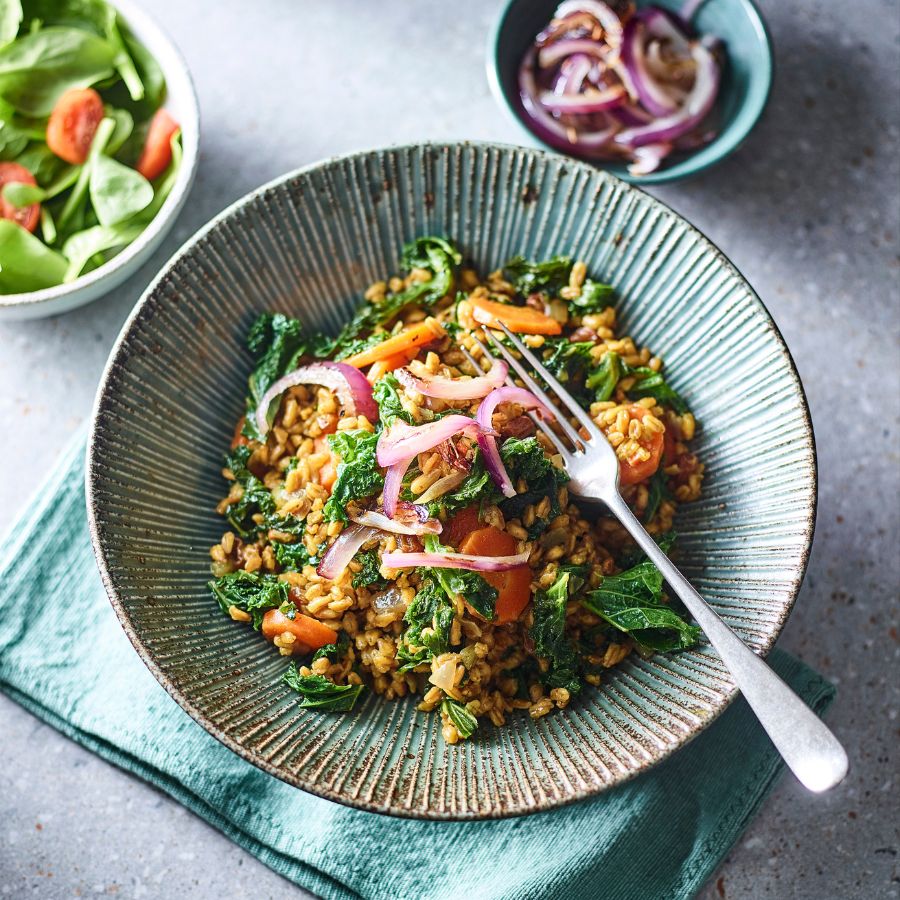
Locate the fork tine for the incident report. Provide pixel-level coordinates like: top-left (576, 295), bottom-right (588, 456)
top-left (470, 333), bottom-right (587, 451)
top-left (459, 345), bottom-right (573, 458)
top-left (494, 323), bottom-right (607, 443)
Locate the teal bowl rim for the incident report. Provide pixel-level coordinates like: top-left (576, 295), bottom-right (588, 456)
top-left (86, 141), bottom-right (817, 819)
top-left (486, 0), bottom-right (774, 185)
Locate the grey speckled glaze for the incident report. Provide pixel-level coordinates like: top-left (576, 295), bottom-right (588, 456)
top-left (86, 142), bottom-right (814, 819)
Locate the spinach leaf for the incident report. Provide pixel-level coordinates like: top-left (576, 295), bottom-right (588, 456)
top-left (312, 632), bottom-right (350, 664)
top-left (582, 550), bottom-right (700, 652)
top-left (423, 534), bottom-right (498, 621)
top-left (569, 278), bottom-right (614, 312)
top-left (283, 667), bottom-right (365, 712)
top-left (117, 16), bottom-right (164, 108)
top-left (0, 0), bottom-right (21, 47)
top-left (503, 254), bottom-right (572, 296)
top-left (336, 236), bottom-right (460, 345)
top-left (531, 570), bottom-right (583, 695)
top-left (397, 577), bottom-right (454, 672)
top-left (351, 549), bottom-right (387, 590)
top-left (0, 26), bottom-right (116, 116)
top-left (322, 429), bottom-right (383, 523)
top-left (0, 118), bottom-right (28, 157)
top-left (442, 699), bottom-right (478, 739)
top-left (0, 218), bottom-right (67, 291)
top-left (208, 570), bottom-right (288, 630)
top-left (372, 372), bottom-right (413, 425)
top-left (222, 444), bottom-right (275, 538)
top-left (56, 113), bottom-right (113, 234)
top-left (89, 149), bottom-right (152, 224)
top-left (623, 364), bottom-right (689, 415)
top-left (498, 437), bottom-right (569, 534)
top-left (60, 220), bottom-right (141, 279)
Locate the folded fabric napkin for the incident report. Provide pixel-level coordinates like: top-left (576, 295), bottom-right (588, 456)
top-left (0, 431), bottom-right (834, 900)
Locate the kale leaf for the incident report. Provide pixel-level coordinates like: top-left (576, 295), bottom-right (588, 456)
top-left (372, 372), bottom-right (414, 425)
top-left (351, 549), bottom-right (388, 590)
top-left (586, 351), bottom-right (625, 402)
top-left (273, 539), bottom-right (315, 571)
top-left (426, 455), bottom-right (493, 517)
top-left (336, 236), bottom-right (461, 345)
top-left (503, 254), bottom-right (572, 296)
top-left (422, 534), bottom-right (498, 621)
top-left (396, 577), bottom-right (455, 672)
top-left (208, 570), bottom-right (289, 629)
top-left (569, 279), bottom-right (614, 312)
top-left (322, 430), bottom-right (383, 523)
top-left (442, 699), bottom-right (478, 739)
top-left (623, 365), bottom-right (689, 415)
top-left (283, 667), bottom-right (365, 711)
top-left (582, 547), bottom-right (700, 652)
top-left (222, 445), bottom-right (275, 538)
top-left (312, 632), bottom-right (351, 664)
top-left (242, 312), bottom-right (329, 440)
top-left (333, 330), bottom-right (390, 362)
top-left (531, 570), bottom-right (584, 695)
top-left (643, 468), bottom-right (672, 523)
top-left (498, 437), bottom-right (570, 535)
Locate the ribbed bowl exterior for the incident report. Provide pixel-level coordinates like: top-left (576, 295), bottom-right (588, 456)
top-left (87, 142), bottom-right (815, 819)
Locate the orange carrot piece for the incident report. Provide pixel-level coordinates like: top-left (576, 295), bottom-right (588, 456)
top-left (469, 295), bottom-right (562, 335)
top-left (343, 319), bottom-right (445, 369)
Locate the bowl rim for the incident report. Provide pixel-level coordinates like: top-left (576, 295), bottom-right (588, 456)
top-left (0, 0), bottom-right (201, 313)
top-left (86, 140), bottom-right (817, 819)
top-left (485, 0), bottom-right (774, 185)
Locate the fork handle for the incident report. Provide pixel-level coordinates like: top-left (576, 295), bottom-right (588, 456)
top-left (604, 492), bottom-right (848, 792)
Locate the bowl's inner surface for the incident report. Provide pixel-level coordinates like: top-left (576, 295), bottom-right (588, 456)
top-left (89, 143), bottom-right (814, 819)
top-left (491, 0), bottom-right (772, 182)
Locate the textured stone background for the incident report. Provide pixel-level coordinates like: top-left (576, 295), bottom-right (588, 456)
top-left (1, 0), bottom-right (898, 897)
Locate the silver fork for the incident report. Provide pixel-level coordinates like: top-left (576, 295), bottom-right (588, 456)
top-left (462, 323), bottom-right (848, 793)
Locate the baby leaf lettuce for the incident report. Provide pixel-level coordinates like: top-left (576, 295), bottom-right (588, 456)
top-left (283, 667), bottom-right (365, 712)
top-left (208, 570), bottom-right (288, 630)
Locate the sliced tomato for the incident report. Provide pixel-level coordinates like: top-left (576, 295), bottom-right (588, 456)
top-left (46, 88), bottom-right (104, 165)
top-left (261, 608), bottom-right (338, 652)
top-left (0, 162), bottom-right (40, 233)
top-left (314, 436), bottom-right (337, 491)
top-left (136, 109), bottom-right (180, 180)
top-left (459, 526), bottom-right (532, 624)
top-left (617, 405), bottom-right (664, 486)
top-left (444, 505), bottom-right (482, 548)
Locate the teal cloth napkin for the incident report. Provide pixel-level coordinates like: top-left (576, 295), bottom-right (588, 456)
top-left (0, 431), bottom-right (835, 900)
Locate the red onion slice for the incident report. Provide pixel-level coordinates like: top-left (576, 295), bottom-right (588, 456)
top-left (375, 415), bottom-right (479, 468)
top-left (351, 506), bottom-right (442, 536)
top-left (538, 38), bottom-right (609, 68)
top-left (476, 387), bottom-right (553, 498)
top-left (628, 142), bottom-right (673, 176)
top-left (554, 0), bottom-right (623, 46)
top-left (621, 19), bottom-right (679, 117)
top-left (255, 362), bottom-right (378, 437)
top-left (382, 455), bottom-right (413, 518)
top-left (614, 42), bottom-right (719, 148)
top-left (317, 524), bottom-right (379, 580)
top-left (552, 53), bottom-right (594, 96)
top-left (539, 85), bottom-right (626, 114)
top-left (394, 357), bottom-right (509, 401)
top-left (381, 549), bottom-right (530, 573)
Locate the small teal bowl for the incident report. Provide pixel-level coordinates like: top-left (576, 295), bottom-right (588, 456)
top-left (487, 0), bottom-right (773, 184)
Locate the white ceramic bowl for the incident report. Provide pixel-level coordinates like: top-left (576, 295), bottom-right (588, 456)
top-left (0, 0), bottom-right (199, 321)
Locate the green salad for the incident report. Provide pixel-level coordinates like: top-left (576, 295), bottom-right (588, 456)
top-left (0, 0), bottom-right (182, 294)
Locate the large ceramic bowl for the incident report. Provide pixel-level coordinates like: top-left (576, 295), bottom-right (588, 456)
top-left (488, 0), bottom-right (773, 184)
top-left (0, 0), bottom-right (199, 321)
top-left (87, 142), bottom-right (815, 819)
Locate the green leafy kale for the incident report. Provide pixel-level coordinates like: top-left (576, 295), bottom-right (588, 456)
top-left (531, 569), bottom-right (585, 695)
top-left (586, 351), bottom-right (625, 402)
top-left (351, 549), bottom-right (388, 590)
top-left (273, 538), bottom-right (315, 571)
top-left (643, 468), bottom-right (672, 524)
top-left (322, 430), bottom-right (384, 523)
top-left (503, 254), bottom-right (572, 296)
top-left (335, 236), bottom-right (461, 346)
top-left (222, 445), bottom-right (275, 538)
top-left (242, 312), bottom-right (330, 440)
top-left (582, 548), bottom-right (700, 652)
top-left (498, 437), bottom-right (570, 535)
top-left (426, 455), bottom-right (493, 517)
top-left (442, 699), bottom-right (478, 739)
top-left (312, 632), bottom-right (351, 664)
top-left (423, 534), bottom-right (498, 621)
top-left (542, 343), bottom-right (623, 405)
top-left (333, 330), bottom-right (390, 362)
top-left (283, 667), bottom-right (364, 711)
top-left (396, 577), bottom-right (455, 672)
top-left (569, 279), bottom-right (614, 312)
top-left (372, 372), bottom-right (414, 425)
top-left (624, 365), bottom-right (689, 415)
top-left (208, 570), bottom-right (289, 630)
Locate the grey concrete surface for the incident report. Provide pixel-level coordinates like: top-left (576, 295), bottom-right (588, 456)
top-left (1, 0), bottom-right (898, 897)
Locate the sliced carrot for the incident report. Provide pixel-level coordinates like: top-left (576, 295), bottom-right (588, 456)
top-left (366, 351), bottom-right (414, 384)
top-left (343, 319), bottom-right (445, 369)
top-left (443, 505), bottom-right (482, 548)
top-left (616, 405), bottom-right (664, 486)
top-left (469, 295), bottom-right (562, 335)
top-left (314, 436), bottom-right (337, 491)
top-left (261, 608), bottom-right (338, 652)
top-left (459, 526), bottom-right (532, 624)
top-left (230, 415), bottom-right (249, 448)
top-left (136, 109), bottom-right (180, 180)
